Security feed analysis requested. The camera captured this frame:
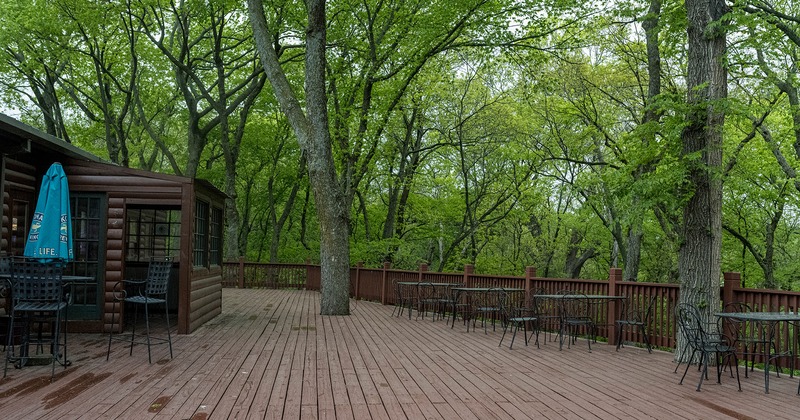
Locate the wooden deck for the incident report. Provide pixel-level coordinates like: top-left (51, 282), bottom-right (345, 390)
top-left (1, 288), bottom-right (798, 419)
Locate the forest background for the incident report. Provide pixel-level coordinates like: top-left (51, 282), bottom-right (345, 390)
top-left (0, 0), bottom-right (797, 290)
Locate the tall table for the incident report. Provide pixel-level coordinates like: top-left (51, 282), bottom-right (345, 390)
top-left (715, 311), bottom-right (800, 393)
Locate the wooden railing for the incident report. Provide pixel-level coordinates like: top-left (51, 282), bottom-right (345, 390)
top-left (222, 259), bottom-right (800, 368)
top-left (222, 259), bottom-right (307, 289)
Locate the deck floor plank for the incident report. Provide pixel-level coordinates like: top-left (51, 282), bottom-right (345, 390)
top-left (1, 288), bottom-right (799, 419)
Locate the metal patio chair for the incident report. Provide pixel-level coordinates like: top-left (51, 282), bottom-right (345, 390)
top-left (107, 256), bottom-right (174, 363)
top-left (4, 259), bottom-right (67, 382)
top-left (559, 292), bottom-right (596, 351)
top-left (616, 295), bottom-right (657, 353)
top-left (675, 303), bottom-right (741, 392)
top-left (499, 289), bottom-right (539, 349)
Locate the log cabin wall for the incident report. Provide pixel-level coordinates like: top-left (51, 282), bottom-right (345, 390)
top-left (65, 160), bottom-right (224, 334)
top-left (2, 115), bottom-right (224, 335)
top-left (1, 158), bottom-right (36, 255)
top-left (102, 196), bottom-right (125, 333)
top-left (187, 185), bottom-right (223, 334)
top-left (189, 267), bottom-right (223, 332)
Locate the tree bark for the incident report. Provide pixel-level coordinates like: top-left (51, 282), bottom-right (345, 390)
top-left (676, 0), bottom-right (727, 361)
top-left (248, 0), bottom-right (350, 315)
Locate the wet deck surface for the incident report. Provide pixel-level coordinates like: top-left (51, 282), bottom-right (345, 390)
top-left (0, 288), bottom-right (798, 419)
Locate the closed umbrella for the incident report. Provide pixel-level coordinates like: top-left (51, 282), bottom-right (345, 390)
top-left (23, 162), bottom-right (73, 264)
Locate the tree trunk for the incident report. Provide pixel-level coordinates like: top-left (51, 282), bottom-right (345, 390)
top-left (248, 0), bottom-right (350, 315)
top-left (676, 0), bottom-right (727, 362)
top-left (624, 0), bottom-right (662, 282)
top-left (622, 226), bottom-right (642, 281)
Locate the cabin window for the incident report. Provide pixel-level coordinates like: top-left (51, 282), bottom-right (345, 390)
top-left (125, 207), bottom-right (181, 262)
top-left (209, 206), bottom-right (222, 266)
top-left (68, 193), bottom-right (106, 319)
top-left (193, 200), bottom-right (208, 267)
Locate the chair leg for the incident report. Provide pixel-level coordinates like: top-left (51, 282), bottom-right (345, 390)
top-left (679, 349), bottom-right (707, 391)
top-left (62, 313), bottom-right (68, 367)
top-left (4, 310), bottom-right (15, 378)
top-left (49, 311), bottom-right (61, 381)
top-left (521, 322), bottom-right (529, 346)
top-left (508, 322), bottom-right (519, 349)
top-left (130, 302), bottom-right (139, 357)
top-left (165, 301), bottom-right (173, 359)
top-left (679, 349), bottom-right (697, 385)
top-left (144, 302), bottom-right (151, 364)
top-left (642, 325), bottom-right (651, 353)
top-left (106, 301), bottom-right (116, 361)
top-left (674, 344), bottom-right (690, 374)
top-left (586, 325), bottom-right (593, 352)
top-left (696, 352), bottom-right (708, 392)
top-left (107, 300), bottom-right (127, 361)
top-left (718, 353), bottom-right (741, 391)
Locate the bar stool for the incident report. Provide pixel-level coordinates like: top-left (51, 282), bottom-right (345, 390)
top-left (107, 256), bottom-right (174, 363)
top-left (4, 259), bottom-right (68, 381)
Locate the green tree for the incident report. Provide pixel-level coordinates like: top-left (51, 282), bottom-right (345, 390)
top-left (676, 0), bottom-right (728, 361)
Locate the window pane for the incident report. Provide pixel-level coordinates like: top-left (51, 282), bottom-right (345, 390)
top-left (194, 200), bottom-right (208, 267)
top-left (125, 207), bottom-right (181, 263)
top-left (209, 207), bottom-right (222, 266)
top-left (68, 194), bottom-right (104, 320)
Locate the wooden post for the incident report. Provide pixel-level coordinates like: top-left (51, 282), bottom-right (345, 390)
top-left (355, 261), bottom-right (363, 300)
top-left (722, 272), bottom-right (739, 310)
top-left (464, 264), bottom-right (474, 287)
top-left (381, 261), bottom-right (391, 305)
top-left (608, 267), bottom-right (622, 345)
top-left (721, 272), bottom-right (740, 361)
top-left (418, 262), bottom-right (428, 282)
top-left (525, 266), bottom-right (535, 308)
top-left (238, 256), bottom-right (245, 289)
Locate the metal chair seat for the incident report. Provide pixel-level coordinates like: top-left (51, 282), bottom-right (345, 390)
top-left (123, 295), bottom-right (167, 305)
top-left (14, 301), bottom-right (67, 311)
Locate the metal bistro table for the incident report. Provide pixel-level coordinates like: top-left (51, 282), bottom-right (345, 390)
top-left (450, 287), bottom-right (524, 330)
top-left (715, 311), bottom-right (800, 393)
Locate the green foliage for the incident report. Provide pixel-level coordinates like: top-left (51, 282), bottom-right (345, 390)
top-left (7, 0), bottom-right (800, 291)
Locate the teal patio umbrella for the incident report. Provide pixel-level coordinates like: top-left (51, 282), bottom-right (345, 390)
top-left (23, 162), bottom-right (73, 264)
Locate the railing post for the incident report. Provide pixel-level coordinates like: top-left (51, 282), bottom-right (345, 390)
top-left (355, 261), bottom-right (363, 300)
top-left (721, 272), bottom-right (741, 356)
top-left (464, 264), bottom-right (474, 287)
top-left (722, 272), bottom-right (739, 310)
top-left (381, 261), bottom-right (391, 305)
top-left (305, 258), bottom-right (316, 291)
top-left (238, 256), bottom-right (245, 289)
top-left (418, 262), bottom-right (428, 282)
top-left (608, 267), bottom-right (623, 345)
top-left (525, 266), bottom-right (535, 308)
